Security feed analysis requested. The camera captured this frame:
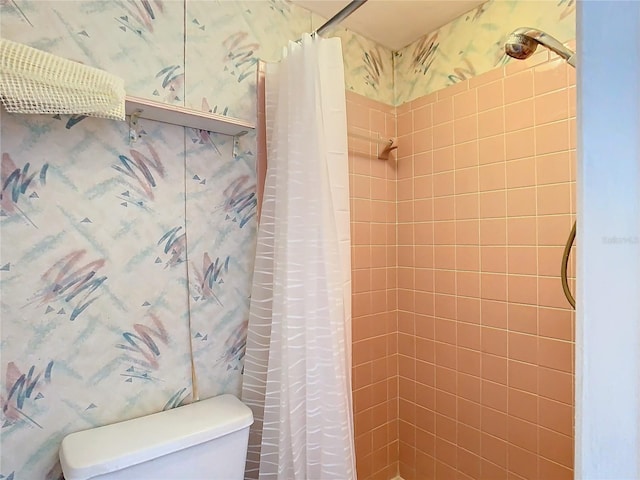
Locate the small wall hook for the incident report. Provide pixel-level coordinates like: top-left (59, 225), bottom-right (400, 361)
top-left (129, 109), bottom-right (142, 144)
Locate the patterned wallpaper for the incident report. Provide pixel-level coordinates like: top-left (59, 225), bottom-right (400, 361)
top-left (394, 0), bottom-right (576, 104)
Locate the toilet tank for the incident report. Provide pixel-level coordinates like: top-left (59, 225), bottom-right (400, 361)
top-left (59, 394), bottom-right (253, 480)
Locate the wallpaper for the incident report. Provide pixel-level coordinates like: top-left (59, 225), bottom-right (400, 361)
top-left (394, 0), bottom-right (576, 104)
top-left (0, 1), bottom-right (393, 478)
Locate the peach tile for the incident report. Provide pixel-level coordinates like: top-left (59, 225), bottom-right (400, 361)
top-left (479, 191), bottom-right (506, 218)
top-left (538, 246), bottom-right (564, 277)
top-left (481, 299), bottom-right (508, 328)
top-left (568, 86), bottom-right (576, 117)
top-left (435, 364), bottom-right (457, 393)
top-left (412, 130), bottom-right (433, 157)
top-left (538, 396), bottom-right (573, 436)
top-left (456, 219), bottom-right (479, 245)
top-left (507, 275), bottom-right (538, 305)
top-left (458, 372), bottom-right (481, 403)
top-left (434, 245), bottom-right (455, 270)
top-left (411, 91), bottom-right (438, 109)
top-left (415, 151), bottom-right (433, 176)
top-left (539, 275), bottom-right (572, 309)
top-left (433, 146), bottom-right (455, 173)
top-left (508, 387), bottom-right (538, 423)
top-left (454, 89), bottom-right (477, 118)
top-left (435, 389), bottom-right (457, 420)
top-left (538, 367), bottom-right (572, 404)
top-left (535, 89), bottom-right (569, 125)
top-left (504, 48), bottom-right (548, 75)
top-left (414, 104), bottom-right (433, 131)
top-left (458, 448), bottom-right (482, 479)
top-left (455, 115), bottom-right (479, 143)
top-left (536, 151), bottom-right (572, 184)
top-left (539, 458), bottom-right (573, 480)
top-left (508, 303), bottom-right (537, 335)
top-left (458, 297), bottom-right (481, 323)
top-left (538, 307), bottom-right (572, 341)
top-left (539, 427), bottom-right (573, 468)
top-left (508, 360), bottom-right (538, 394)
top-left (507, 416), bottom-right (537, 452)
top-left (455, 167), bottom-right (479, 194)
top-left (437, 78), bottom-right (469, 99)
top-left (455, 140), bottom-right (480, 168)
top-left (537, 215), bottom-right (573, 246)
top-left (457, 246), bottom-right (480, 271)
top-left (435, 317), bottom-right (457, 344)
top-left (480, 273), bottom-right (507, 302)
top-left (458, 322), bottom-right (481, 350)
top-left (536, 120), bottom-right (570, 155)
top-left (508, 444), bottom-right (539, 480)
top-left (479, 162), bottom-right (506, 192)
top-left (481, 326), bottom-right (508, 357)
top-left (481, 432), bottom-right (508, 467)
top-left (482, 459), bottom-right (508, 480)
top-left (506, 187), bottom-right (537, 217)
top-left (508, 332), bottom-right (538, 365)
top-left (456, 194), bottom-right (479, 220)
top-left (482, 353), bottom-right (508, 385)
top-left (433, 122), bottom-right (454, 149)
top-left (477, 79), bottom-right (504, 112)
top-left (504, 69), bottom-right (534, 104)
top-left (538, 337), bottom-right (572, 373)
top-left (482, 380), bottom-right (508, 412)
top-left (458, 423), bottom-right (482, 456)
top-left (481, 246), bottom-right (507, 273)
top-left (434, 221), bottom-right (455, 245)
top-left (458, 347), bottom-right (482, 376)
top-left (433, 97), bottom-right (454, 124)
top-left (479, 134), bottom-right (506, 165)
top-left (433, 171), bottom-right (455, 197)
top-left (534, 59), bottom-right (568, 95)
top-left (537, 183), bottom-right (571, 215)
top-left (481, 407), bottom-right (508, 440)
top-left (469, 66), bottom-right (504, 89)
top-left (458, 397), bottom-right (482, 430)
top-left (457, 271), bottom-right (480, 298)
top-left (505, 128), bottom-right (535, 160)
top-left (507, 246), bottom-right (537, 275)
top-left (505, 98), bottom-right (534, 132)
top-left (416, 360), bottom-right (436, 387)
top-left (480, 218), bottom-right (507, 246)
top-left (435, 270), bottom-right (456, 295)
top-left (414, 198), bottom-right (434, 222)
top-left (478, 107), bottom-right (505, 138)
top-left (506, 157), bottom-right (536, 188)
top-left (433, 197), bottom-right (455, 221)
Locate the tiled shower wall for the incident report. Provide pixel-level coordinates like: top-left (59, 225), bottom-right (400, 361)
top-left (395, 47), bottom-right (577, 479)
top-left (346, 91), bottom-right (399, 480)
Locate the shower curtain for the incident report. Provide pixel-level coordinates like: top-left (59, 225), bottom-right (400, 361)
top-left (241, 33), bottom-right (355, 480)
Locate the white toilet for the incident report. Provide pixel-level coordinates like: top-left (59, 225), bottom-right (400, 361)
top-left (59, 394), bottom-right (254, 480)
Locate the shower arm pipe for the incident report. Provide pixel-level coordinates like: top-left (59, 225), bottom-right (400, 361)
top-left (315, 0), bottom-right (368, 36)
top-left (513, 27), bottom-right (577, 67)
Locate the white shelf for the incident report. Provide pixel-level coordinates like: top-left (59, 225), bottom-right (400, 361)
top-left (125, 96), bottom-right (254, 136)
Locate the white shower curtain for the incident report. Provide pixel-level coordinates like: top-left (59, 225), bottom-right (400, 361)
top-left (241, 34), bottom-right (355, 480)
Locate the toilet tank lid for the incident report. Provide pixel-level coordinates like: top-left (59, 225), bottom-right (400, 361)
top-left (59, 394), bottom-right (254, 480)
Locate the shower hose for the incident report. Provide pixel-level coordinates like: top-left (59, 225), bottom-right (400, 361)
top-left (560, 221), bottom-right (576, 309)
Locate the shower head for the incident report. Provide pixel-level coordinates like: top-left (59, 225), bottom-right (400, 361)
top-left (505, 27), bottom-right (576, 68)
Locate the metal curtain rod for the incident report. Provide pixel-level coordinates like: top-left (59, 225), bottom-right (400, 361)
top-left (347, 130), bottom-right (398, 161)
top-left (316, 0), bottom-right (368, 36)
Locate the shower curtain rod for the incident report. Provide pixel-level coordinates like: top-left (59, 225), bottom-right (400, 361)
top-left (316, 0), bottom-right (368, 36)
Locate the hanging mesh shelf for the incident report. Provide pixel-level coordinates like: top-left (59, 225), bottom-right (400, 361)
top-left (0, 38), bottom-right (125, 120)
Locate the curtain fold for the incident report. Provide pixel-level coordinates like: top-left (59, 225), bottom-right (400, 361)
top-left (241, 33), bottom-right (355, 480)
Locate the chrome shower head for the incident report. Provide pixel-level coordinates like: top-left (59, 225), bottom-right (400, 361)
top-left (505, 27), bottom-right (576, 67)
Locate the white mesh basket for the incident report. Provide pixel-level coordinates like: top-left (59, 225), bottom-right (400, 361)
top-left (0, 38), bottom-right (125, 120)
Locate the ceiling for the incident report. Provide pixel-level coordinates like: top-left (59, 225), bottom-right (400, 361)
top-left (294, 0), bottom-right (486, 51)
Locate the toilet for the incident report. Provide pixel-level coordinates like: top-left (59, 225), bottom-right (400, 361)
top-left (59, 394), bottom-right (253, 480)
